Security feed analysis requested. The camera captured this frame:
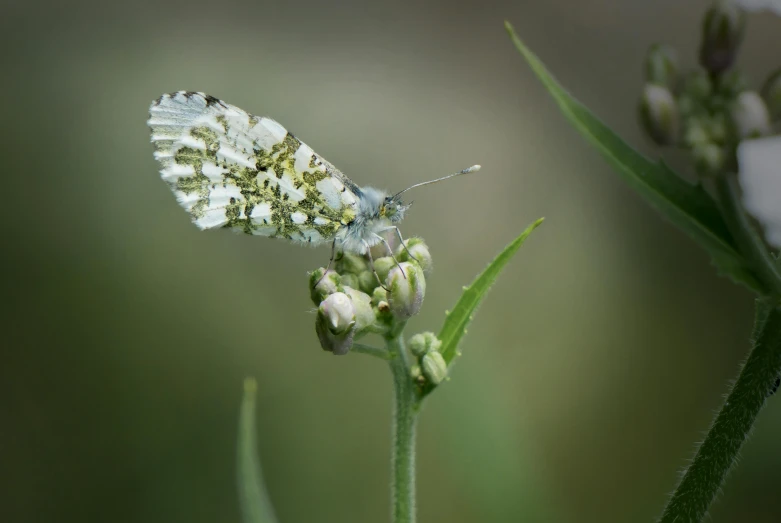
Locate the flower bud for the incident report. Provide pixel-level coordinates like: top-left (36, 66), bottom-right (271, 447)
top-left (761, 68), bottom-right (781, 121)
top-left (693, 143), bottom-right (726, 177)
top-left (730, 91), bottom-right (772, 139)
top-left (421, 351), bottom-right (448, 386)
top-left (340, 273), bottom-right (359, 291)
top-left (357, 270), bottom-right (378, 295)
top-left (683, 70), bottom-right (713, 101)
top-left (718, 69), bottom-right (749, 99)
top-left (309, 268), bottom-right (341, 306)
top-left (343, 286), bottom-right (376, 332)
top-left (409, 332), bottom-right (442, 357)
top-left (699, 0), bottom-right (746, 74)
top-left (387, 262), bottom-right (426, 319)
top-left (371, 286), bottom-right (388, 306)
top-left (372, 256), bottom-right (396, 285)
top-left (683, 118), bottom-right (711, 149)
top-left (639, 84), bottom-right (680, 145)
top-left (644, 44), bottom-right (679, 89)
top-left (318, 292), bottom-right (355, 335)
top-left (396, 238), bottom-right (433, 276)
top-left (316, 292), bottom-right (356, 355)
top-left (335, 252), bottom-right (369, 276)
top-left (410, 364), bottom-right (424, 382)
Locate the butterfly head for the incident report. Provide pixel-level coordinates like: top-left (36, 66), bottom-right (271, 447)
top-left (380, 195), bottom-right (411, 223)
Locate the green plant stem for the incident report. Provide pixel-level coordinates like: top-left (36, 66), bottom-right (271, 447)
top-left (714, 175), bottom-right (781, 296)
top-left (658, 299), bottom-right (781, 523)
top-left (352, 343), bottom-right (394, 360)
top-left (386, 334), bottom-right (419, 523)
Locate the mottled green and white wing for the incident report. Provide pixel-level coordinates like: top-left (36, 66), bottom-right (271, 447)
top-left (148, 91), bottom-right (359, 244)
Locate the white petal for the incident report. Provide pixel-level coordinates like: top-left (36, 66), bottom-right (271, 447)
top-left (737, 136), bottom-right (781, 247)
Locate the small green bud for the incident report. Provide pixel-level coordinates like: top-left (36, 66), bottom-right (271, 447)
top-left (761, 68), bottom-right (781, 121)
top-left (340, 273), bottom-right (359, 290)
top-left (343, 286), bottom-right (376, 332)
top-left (644, 44), bottom-right (679, 89)
top-left (683, 70), bottom-right (713, 101)
top-left (309, 269), bottom-right (341, 306)
top-left (639, 84), bottom-right (680, 145)
top-left (409, 333), bottom-right (427, 357)
top-left (693, 143), bottom-right (726, 177)
top-left (699, 0), bottom-right (746, 74)
top-left (718, 69), bottom-right (749, 99)
top-left (387, 262), bottom-right (426, 319)
top-left (371, 286), bottom-right (388, 306)
top-left (409, 332), bottom-right (442, 357)
top-left (421, 351), bottom-right (448, 386)
top-left (316, 292), bottom-right (356, 355)
top-left (730, 91), bottom-right (772, 139)
top-left (396, 238), bottom-right (433, 276)
top-left (335, 252), bottom-right (369, 275)
top-left (705, 113), bottom-right (729, 144)
top-left (357, 270), bottom-right (378, 295)
top-left (372, 257), bottom-right (396, 284)
top-left (683, 118), bottom-right (711, 148)
top-left (410, 364), bottom-right (423, 382)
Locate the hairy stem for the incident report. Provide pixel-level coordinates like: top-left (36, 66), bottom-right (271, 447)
top-left (386, 334), bottom-right (418, 523)
top-left (658, 299), bottom-right (781, 522)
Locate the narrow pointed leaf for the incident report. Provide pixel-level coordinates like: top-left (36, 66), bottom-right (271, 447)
top-left (504, 22), bottom-right (761, 293)
top-left (437, 218), bottom-right (543, 365)
top-left (237, 378), bottom-right (278, 523)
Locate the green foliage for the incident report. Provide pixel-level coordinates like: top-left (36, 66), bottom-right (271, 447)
top-left (504, 21), bottom-right (762, 293)
top-left (237, 378), bottom-right (278, 523)
top-left (436, 218), bottom-right (544, 366)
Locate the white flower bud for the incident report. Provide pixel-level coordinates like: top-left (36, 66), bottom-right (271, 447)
top-left (639, 84), bottom-right (680, 146)
top-left (318, 292), bottom-right (355, 335)
top-left (396, 238), bottom-right (433, 276)
top-left (342, 286), bottom-right (376, 333)
top-left (372, 257), bottom-right (396, 285)
top-left (335, 252), bottom-right (369, 276)
top-left (387, 262), bottom-right (426, 320)
top-left (731, 91), bottom-right (772, 139)
top-left (737, 135), bottom-right (781, 248)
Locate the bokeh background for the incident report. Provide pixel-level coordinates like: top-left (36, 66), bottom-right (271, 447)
top-left (3, 0), bottom-right (781, 522)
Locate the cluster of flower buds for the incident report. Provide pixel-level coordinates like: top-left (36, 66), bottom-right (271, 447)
top-left (638, 0), bottom-right (780, 176)
top-left (310, 238), bottom-right (431, 355)
top-left (408, 331), bottom-right (448, 387)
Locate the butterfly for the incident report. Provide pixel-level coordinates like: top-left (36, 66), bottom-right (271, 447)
top-left (147, 91), bottom-right (480, 274)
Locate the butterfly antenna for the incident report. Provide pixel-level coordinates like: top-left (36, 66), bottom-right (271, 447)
top-left (392, 165), bottom-right (481, 199)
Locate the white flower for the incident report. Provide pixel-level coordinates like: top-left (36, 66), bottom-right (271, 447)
top-left (737, 136), bottom-right (781, 247)
top-left (734, 0), bottom-right (781, 15)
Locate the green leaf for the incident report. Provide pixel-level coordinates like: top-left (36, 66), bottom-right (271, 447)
top-left (237, 378), bottom-right (278, 523)
top-left (437, 218), bottom-right (544, 365)
top-left (504, 21), bottom-right (762, 293)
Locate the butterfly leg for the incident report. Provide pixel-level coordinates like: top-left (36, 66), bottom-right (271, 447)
top-left (377, 226), bottom-right (419, 262)
top-left (372, 233), bottom-right (407, 280)
top-left (362, 239), bottom-right (397, 291)
top-left (314, 238), bottom-right (341, 287)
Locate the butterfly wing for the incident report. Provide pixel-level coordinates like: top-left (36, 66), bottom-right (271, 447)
top-left (148, 91), bottom-right (360, 244)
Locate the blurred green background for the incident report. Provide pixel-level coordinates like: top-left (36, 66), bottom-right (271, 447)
top-left (3, 0), bottom-right (781, 522)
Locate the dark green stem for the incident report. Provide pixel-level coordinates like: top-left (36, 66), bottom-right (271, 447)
top-left (386, 334), bottom-right (418, 523)
top-left (658, 299), bottom-right (781, 522)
